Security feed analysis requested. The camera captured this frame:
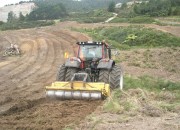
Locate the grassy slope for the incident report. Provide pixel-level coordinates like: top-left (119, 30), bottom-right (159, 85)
top-left (104, 75), bottom-right (180, 114)
top-left (62, 9), bottom-right (114, 23)
top-left (65, 76), bottom-right (180, 130)
top-left (69, 23), bottom-right (180, 130)
top-left (72, 26), bottom-right (180, 50)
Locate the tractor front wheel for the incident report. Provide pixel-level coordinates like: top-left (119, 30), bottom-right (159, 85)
top-left (109, 65), bottom-right (123, 89)
top-left (65, 67), bottom-right (78, 81)
top-left (56, 64), bottom-right (67, 81)
top-left (98, 69), bottom-right (110, 84)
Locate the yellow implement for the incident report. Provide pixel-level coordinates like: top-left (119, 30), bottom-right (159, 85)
top-left (46, 81), bottom-right (110, 100)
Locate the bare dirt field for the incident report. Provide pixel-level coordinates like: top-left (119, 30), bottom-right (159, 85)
top-left (0, 22), bottom-right (179, 130)
top-left (0, 26), bottom-right (98, 129)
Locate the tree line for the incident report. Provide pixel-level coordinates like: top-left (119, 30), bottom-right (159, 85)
top-left (6, 0), bottom-right (116, 21)
top-left (33, 0), bottom-right (121, 12)
top-left (6, 0), bottom-right (121, 21)
top-left (133, 0), bottom-right (180, 16)
top-left (27, 3), bottom-right (67, 20)
top-left (6, 2), bottom-right (67, 22)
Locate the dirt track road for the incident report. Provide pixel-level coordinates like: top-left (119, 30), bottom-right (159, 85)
top-left (0, 22), bottom-right (179, 129)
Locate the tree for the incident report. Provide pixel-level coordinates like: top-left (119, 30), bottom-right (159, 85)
top-left (108, 1), bottom-right (115, 12)
top-left (172, 6), bottom-right (180, 15)
top-left (7, 11), bottom-right (17, 23)
top-left (19, 12), bottom-right (25, 21)
top-left (170, 0), bottom-right (180, 6)
top-left (121, 3), bottom-right (127, 10)
top-left (27, 3), bottom-right (67, 20)
top-left (0, 21), bottom-right (4, 25)
top-left (133, 0), bottom-right (172, 16)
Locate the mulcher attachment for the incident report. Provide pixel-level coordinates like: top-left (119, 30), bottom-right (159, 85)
top-left (46, 73), bottom-right (110, 100)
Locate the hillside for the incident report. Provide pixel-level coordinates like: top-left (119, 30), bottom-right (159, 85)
top-left (34, 0), bottom-right (126, 12)
top-left (0, 2), bottom-right (35, 22)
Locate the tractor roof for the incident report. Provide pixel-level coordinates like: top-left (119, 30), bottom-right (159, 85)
top-left (76, 41), bottom-right (109, 46)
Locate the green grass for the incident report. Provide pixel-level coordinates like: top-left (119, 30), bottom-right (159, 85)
top-left (62, 9), bottom-right (113, 23)
top-left (162, 16), bottom-right (180, 22)
top-left (103, 89), bottom-right (124, 113)
top-left (104, 75), bottom-right (180, 114)
top-left (111, 15), bottom-right (180, 26)
top-left (72, 26), bottom-right (180, 50)
top-left (111, 16), bottom-right (156, 24)
top-left (0, 21), bottom-right (55, 31)
top-left (125, 75), bottom-right (180, 91)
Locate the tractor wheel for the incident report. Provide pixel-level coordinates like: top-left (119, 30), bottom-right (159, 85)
top-left (65, 67), bottom-right (78, 81)
top-left (56, 64), bottom-right (67, 81)
top-left (109, 65), bottom-right (123, 89)
top-left (98, 69), bottom-right (110, 84)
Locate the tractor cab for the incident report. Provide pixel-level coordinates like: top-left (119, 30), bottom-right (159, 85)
top-left (77, 41), bottom-right (111, 61)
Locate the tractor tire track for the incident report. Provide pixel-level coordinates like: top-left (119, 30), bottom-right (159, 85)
top-left (0, 38), bottom-right (35, 74)
top-left (0, 27), bottom-right (98, 130)
top-left (0, 40), bottom-right (38, 90)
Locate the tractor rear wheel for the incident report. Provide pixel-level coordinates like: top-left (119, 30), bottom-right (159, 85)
top-left (98, 69), bottom-right (110, 84)
top-left (65, 67), bottom-right (78, 81)
top-left (109, 65), bottom-right (123, 89)
top-left (56, 64), bottom-right (67, 81)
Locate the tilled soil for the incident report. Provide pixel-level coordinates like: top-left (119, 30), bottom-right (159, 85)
top-left (0, 99), bottom-right (101, 130)
top-left (0, 26), bottom-right (99, 130)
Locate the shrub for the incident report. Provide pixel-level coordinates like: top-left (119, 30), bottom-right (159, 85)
top-left (0, 21), bottom-right (55, 31)
top-left (0, 21), bottom-right (4, 25)
top-left (76, 26), bottom-right (180, 49)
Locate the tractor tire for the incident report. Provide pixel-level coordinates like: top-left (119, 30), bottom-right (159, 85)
top-left (98, 69), bottom-right (110, 84)
top-left (109, 65), bottom-right (123, 89)
top-left (56, 64), bottom-right (67, 81)
top-left (65, 67), bottom-right (78, 81)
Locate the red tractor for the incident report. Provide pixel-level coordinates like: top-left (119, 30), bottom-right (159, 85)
top-left (56, 41), bottom-right (123, 90)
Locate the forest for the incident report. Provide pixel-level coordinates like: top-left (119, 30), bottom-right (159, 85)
top-left (134, 0), bottom-right (180, 16)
